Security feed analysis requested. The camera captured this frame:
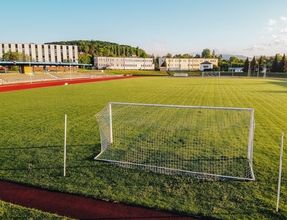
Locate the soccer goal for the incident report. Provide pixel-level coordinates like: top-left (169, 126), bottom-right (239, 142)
top-left (95, 102), bottom-right (255, 181)
top-left (202, 71), bottom-right (221, 77)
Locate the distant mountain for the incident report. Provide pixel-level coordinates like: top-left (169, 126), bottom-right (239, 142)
top-left (221, 54), bottom-right (248, 60)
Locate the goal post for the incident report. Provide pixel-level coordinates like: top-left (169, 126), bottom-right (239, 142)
top-left (95, 102), bottom-right (255, 181)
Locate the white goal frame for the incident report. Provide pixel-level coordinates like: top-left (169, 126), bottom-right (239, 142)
top-left (95, 102), bottom-right (255, 181)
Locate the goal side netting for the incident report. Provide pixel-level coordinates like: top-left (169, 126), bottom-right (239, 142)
top-left (95, 102), bottom-right (255, 181)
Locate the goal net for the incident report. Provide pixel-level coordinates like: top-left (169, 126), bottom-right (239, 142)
top-left (95, 102), bottom-right (255, 181)
top-left (202, 71), bottom-right (221, 77)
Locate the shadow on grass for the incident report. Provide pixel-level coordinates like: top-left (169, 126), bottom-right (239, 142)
top-left (266, 79), bottom-right (287, 88)
top-left (222, 205), bottom-right (287, 219)
top-left (0, 144), bottom-right (99, 151)
top-left (0, 164), bottom-right (99, 171)
top-left (256, 90), bottom-right (287, 94)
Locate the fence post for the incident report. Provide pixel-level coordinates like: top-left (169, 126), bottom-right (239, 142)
top-left (63, 114), bottom-right (67, 177)
top-left (276, 132), bottom-right (284, 212)
top-left (109, 103), bottom-right (113, 144)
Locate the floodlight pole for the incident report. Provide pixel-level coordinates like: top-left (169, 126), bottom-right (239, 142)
top-left (276, 133), bottom-right (284, 212)
top-left (109, 103), bottom-right (113, 144)
top-left (263, 65), bottom-right (267, 78)
top-left (248, 58), bottom-right (251, 77)
top-left (63, 114), bottom-right (67, 177)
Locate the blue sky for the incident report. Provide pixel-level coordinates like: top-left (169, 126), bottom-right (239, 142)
top-left (1, 0), bottom-right (287, 56)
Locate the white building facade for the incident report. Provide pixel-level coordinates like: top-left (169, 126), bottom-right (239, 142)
top-left (0, 43), bottom-right (78, 63)
top-left (199, 61), bottom-right (214, 71)
top-left (94, 57), bottom-right (155, 70)
top-left (159, 58), bottom-right (218, 71)
top-left (228, 67), bottom-right (244, 72)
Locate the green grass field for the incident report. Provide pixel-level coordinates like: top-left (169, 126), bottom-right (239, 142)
top-left (0, 201), bottom-right (67, 219)
top-left (1, 77), bottom-right (287, 219)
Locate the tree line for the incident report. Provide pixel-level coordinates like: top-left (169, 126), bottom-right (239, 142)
top-left (166, 48), bottom-right (287, 73)
top-left (165, 48), bottom-right (217, 59)
top-left (242, 54), bottom-right (287, 73)
top-left (48, 40), bottom-right (149, 64)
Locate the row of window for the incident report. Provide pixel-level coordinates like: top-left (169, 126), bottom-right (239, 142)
top-left (98, 58), bottom-right (152, 62)
top-left (167, 64), bottom-right (201, 67)
top-left (97, 61), bottom-right (153, 65)
top-left (0, 44), bottom-right (77, 59)
top-left (0, 44), bottom-right (77, 63)
top-left (98, 64), bottom-right (154, 67)
top-left (0, 48), bottom-right (77, 56)
top-left (1, 44), bottom-right (77, 50)
top-left (167, 60), bottom-right (217, 63)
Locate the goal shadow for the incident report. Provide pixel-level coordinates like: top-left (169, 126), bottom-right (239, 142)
top-left (95, 147), bottom-right (254, 181)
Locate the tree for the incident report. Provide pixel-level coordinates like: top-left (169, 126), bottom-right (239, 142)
top-left (258, 56), bottom-right (265, 74)
top-left (166, 53), bottom-right (172, 58)
top-left (140, 52), bottom-right (147, 58)
top-left (172, 53), bottom-right (193, 58)
top-left (271, 54), bottom-right (280, 72)
top-left (136, 47), bottom-right (140, 57)
top-left (79, 42), bottom-right (89, 53)
top-left (212, 50), bottom-right (216, 58)
top-left (2, 51), bottom-right (30, 62)
top-left (201, 49), bottom-right (212, 58)
top-left (229, 56), bottom-right (240, 64)
top-left (283, 55), bottom-right (287, 72)
top-left (243, 58), bottom-right (249, 72)
top-left (258, 56), bottom-right (263, 68)
top-left (78, 53), bottom-right (93, 64)
top-left (219, 59), bottom-right (228, 71)
top-left (47, 40), bottom-right (149, 58)
top-left (279, 54), bottom-right (287, 72)
top-left (250, 56), bottom-right (257, 74)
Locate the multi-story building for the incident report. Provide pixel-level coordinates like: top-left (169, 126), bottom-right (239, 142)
top-left (159, 58), bottom-right (218, 71)
top-left (94, 56), bottom-right (155, 70)
top-left (0, 43), bottom-right (78, 63)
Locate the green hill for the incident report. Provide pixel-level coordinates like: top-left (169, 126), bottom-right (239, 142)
top-left (46, 40), bottom-right (149, 64)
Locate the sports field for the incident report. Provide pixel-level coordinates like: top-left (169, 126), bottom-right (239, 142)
top-left (1, 77), bottom-right (287, 219)
top-left (0, 200), bottom-right (65, 219)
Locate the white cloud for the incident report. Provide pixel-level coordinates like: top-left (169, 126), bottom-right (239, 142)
top-left (266, 27), bottom-right (274, 32)
top-left (280, 27), bottom-right (287, 33)
top-left (241, 16), bottom-right (287, 56)
top-left (268, 19), bottom-right (277, 26)
top-left (271, 34), bottom-right (278, 39)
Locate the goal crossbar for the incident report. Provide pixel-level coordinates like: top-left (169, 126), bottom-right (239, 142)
top-left (109, 102), bottom-right (254, 111)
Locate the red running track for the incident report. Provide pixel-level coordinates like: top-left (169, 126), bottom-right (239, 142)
top-left (0, 76), bottom-right (133, 93)
top-left (0, 181), bottom-right (195, 219)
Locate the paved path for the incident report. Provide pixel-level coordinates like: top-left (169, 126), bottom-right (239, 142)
top-left (0, 181), bottom-right (196, 219)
